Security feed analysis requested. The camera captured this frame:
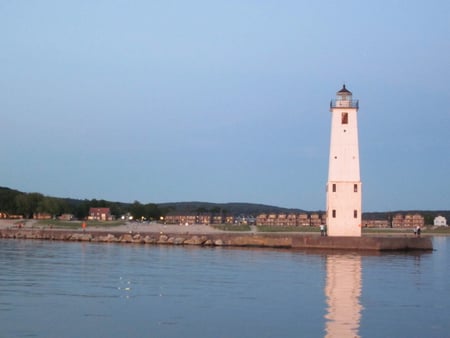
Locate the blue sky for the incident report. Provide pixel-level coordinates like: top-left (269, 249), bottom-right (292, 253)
top-left (1, 0), bottom-right (449, 211)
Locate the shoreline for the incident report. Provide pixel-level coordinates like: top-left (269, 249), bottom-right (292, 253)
top-left (1, 219), bottom-right (447, 235)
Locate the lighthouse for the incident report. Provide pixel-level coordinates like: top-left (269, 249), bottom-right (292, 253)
top-left (326, 85), bottom-right (362, 237)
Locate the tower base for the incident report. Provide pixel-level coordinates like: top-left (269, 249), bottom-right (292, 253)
top-left (291, 235), bottom-right (433, 251)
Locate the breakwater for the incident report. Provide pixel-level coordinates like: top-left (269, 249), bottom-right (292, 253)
top-left (0, 228), bottom-right (433, 251)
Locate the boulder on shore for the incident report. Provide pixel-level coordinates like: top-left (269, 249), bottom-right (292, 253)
top-left (184, 236), bottom-right (207, 245)
top-left (214, 239), bottom-right (224, 246)
top-left (158, 234), bottom-right (169, 244)
top-left (70, 233), bottom-right (92, 241)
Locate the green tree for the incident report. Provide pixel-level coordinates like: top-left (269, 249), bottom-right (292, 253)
top-left (89, 199), bottom-right (108, 208)
top-left (109, 202), bottom-right (126, 219)
top-left (130, 201), bottom-right (146, 220)
top-left (0, 188), bottom-right (21, 214)
top-left (74, 200), bottom-right (90, 220)
top-left (128, 201), bottom-right (161, 221)
top-left (424, 214), bottom-right (434, 226)
top-left (145, 203), bottom-right (161, 220)
top-left (37, 197), bottom-right (68, 217)
top-left (15, 193), bottom-right (44, 218)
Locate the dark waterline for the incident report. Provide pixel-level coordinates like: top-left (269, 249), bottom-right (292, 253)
top-left (0, 237), bottom-right (448, 338)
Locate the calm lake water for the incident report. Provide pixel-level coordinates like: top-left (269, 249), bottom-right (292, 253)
top-left (0, 237), bottom-right (448, 338)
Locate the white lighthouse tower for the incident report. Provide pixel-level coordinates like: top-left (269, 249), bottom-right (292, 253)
top-left (326, 85), bottom-right (362, 237)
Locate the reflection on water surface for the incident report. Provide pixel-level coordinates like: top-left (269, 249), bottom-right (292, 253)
top-left (325, 254), bottom-right (362, 338)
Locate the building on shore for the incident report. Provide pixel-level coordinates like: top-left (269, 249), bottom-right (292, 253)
top-left (88, 207), bottom-right (114, 221)
top-left (164, 212), bottom-right (235, 225)
top-left (58, 214), bottom-right (75, 221)
top-left (362, 219), bottom-right (389, 228)
top-left (256, 213), bottom-right (325, 227)
top-left (164, 212), bottom-right (328, 227)
top-left (434, 215), bottom-right (447, 226)
top-left (392, 213), bottom-right (424, 228)
top-left (33, 212), bottom-right (52, 220)
top-left (162, 211), bottom-right (431, 229)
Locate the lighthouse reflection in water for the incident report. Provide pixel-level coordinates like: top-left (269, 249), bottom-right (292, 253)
top-left (325, 254), bottom-right (363, 338)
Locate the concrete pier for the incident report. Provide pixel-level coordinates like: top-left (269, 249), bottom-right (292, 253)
top-left (0, 228), bottom-right (433, 251)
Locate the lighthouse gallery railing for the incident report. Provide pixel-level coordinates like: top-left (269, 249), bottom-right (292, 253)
top-left (330, 100), bottom-right (359, 109)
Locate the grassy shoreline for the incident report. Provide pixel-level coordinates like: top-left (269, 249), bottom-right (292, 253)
top-left (9, 219), bottom-right (450, 235)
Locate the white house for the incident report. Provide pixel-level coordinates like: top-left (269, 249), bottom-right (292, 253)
top-left (434, 216), bottom-right (447, 226)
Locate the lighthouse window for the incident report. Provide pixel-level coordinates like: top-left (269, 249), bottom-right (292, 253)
top-left (332, 184), bottom-right (336, 192)
top-left (354, 184), bottom-right (358, 192)
top-left (354, 210), bottom-right (358, 218)
top-left (332, 210), bottom-right (336, 218)
top-left (341, 112), bottom-right (348, 124)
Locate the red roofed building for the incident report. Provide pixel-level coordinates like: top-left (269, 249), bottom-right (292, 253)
top-left (88, 207), bottom-right (113, 221)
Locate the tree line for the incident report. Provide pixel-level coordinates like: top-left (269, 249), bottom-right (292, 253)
top-left (0, 187), bottom-right (164, 221)
top-left (2, 187), bottom-right (447, 224)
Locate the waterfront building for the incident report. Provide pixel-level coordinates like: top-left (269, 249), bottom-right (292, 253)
top-left (212, 215), bottom-right (223, 224)
top-left (408, 214), bottom-right (423, 228)
top-left (182, 214), bottom-right (197, 225)
top-left (297, 213), bottom-right (310, 226)
top-left (197, 214), bottom-right (212, 225)
top-left (434, 215), bottom-right (447, 226)
top-left (254, 213), bottom-right (325, 227)
top-left (164, 213), bottom-right (199, 225)
top-left (88, 207), bottom-right (113, 221)
top-left (256, 213), bottom-right (267, 226)
top-left (276, 213), bottom-right (288, 226)
top-left (58, 213), bottom-right (75, 221)
top-left (286, 213), bottom-right (297, 226)
top-left (362, 219), bottom-right (389, 228)
top-left (310, 213), bottom-right (324, 227)
top-left (164, 212), bottom-right (235, 225)
top-left (326, 85), bottom-right (362, 236)
top-left (33, 212), bottom-right (52, 220)
top-left (163, 214), bottom-right (179, 224)
top-left (392, 213), bottom-right (425, 228)
top-left (392, 214), bottom-right (404, 227)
